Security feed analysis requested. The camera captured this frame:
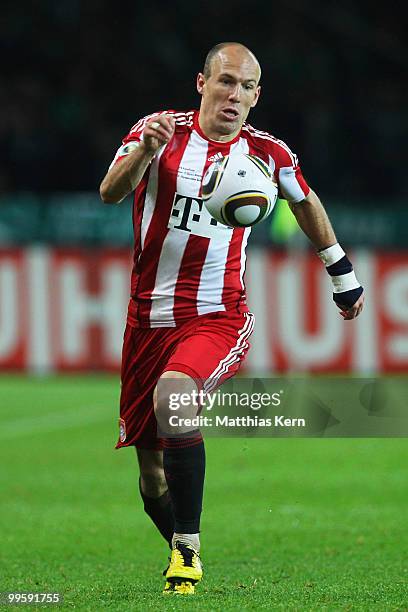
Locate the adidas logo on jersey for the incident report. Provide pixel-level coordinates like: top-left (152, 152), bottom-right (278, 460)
top-left (207, 152), bottom-right (224, 163)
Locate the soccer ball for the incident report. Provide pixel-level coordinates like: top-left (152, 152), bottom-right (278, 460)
top-left (201, 153), bottom-right (278, 227)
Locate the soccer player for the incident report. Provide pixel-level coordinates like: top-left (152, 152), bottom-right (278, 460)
top-left (99, 42), bottom-right (364, 595)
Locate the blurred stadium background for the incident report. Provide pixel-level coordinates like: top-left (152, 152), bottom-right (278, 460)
top-left (1, 2), bottom-right (408, 608)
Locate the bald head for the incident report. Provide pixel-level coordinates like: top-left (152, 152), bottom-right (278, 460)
top-left (203, 42), bottom-right (261, 82)
top-left (197, 42), bottom-right (261, 141)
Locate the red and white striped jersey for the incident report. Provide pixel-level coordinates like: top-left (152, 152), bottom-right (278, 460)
top-left (111, 110), bottom-right (310, 328)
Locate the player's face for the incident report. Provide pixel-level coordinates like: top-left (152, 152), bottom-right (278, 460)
top-left (197, 47), bottom-right (261, 141)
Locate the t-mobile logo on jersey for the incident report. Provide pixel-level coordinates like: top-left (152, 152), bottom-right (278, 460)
top-left (168, 193), bottom-right (233, 241)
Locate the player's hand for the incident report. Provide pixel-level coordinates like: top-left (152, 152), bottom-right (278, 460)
top-left (336, 291), bottom-right (365, 320)
top-left (142, 115), bottom-right (175, 154)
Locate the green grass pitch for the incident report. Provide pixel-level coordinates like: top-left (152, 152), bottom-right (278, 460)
top-left (1, 375), bottom-right (407, 611)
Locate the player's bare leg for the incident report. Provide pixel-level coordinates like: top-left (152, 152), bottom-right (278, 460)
top-left (154, 371), bottom-right (204, 594)
top-left (136, 448), bottom-right (174, 546)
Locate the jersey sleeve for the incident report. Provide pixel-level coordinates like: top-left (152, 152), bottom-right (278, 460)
top-left (108, 112), bottom-right (163, 170)
top-left (273, 140), bottom-right (310, 203)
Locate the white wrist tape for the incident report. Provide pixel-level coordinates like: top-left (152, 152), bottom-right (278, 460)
top-left (331, 271), bottom-right (361, 293)
top-left (318, 243), bottom-right (361, 294)
top-left (317, 243), bottom-right (345, 267)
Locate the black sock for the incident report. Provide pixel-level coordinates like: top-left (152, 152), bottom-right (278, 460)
top-left (163, 436), bottom-right (205, 534)
top-left (139, 478), bottom-right (174, 546)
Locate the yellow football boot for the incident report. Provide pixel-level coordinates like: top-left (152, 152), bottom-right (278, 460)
top-left (163, 541), bottom-right (203, 595)
top-left (163, 580), bottom-right (195, 595)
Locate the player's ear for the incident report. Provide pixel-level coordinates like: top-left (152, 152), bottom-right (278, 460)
top-left (251, 85), bottom-right (261, 108)
top-left (197, 73), bottom-right (205, 95)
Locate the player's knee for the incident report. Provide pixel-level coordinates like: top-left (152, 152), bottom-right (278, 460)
top-left (137, 448), bottom-right (167, 497)
top-left (153, 371), bottom-right (195, 417)
top-left (140, 467), bottom-right (167, 498)
top-left (154, 371), bottom-right (199, 434)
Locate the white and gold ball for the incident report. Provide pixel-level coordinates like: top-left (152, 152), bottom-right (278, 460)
top-left (201, 153), bottom-right (278, 228)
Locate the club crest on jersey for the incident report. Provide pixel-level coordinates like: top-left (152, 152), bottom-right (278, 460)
top-left (168, 192), bottom-right (233, 240)
top-left (119, 418), bottom-right (126, 443)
